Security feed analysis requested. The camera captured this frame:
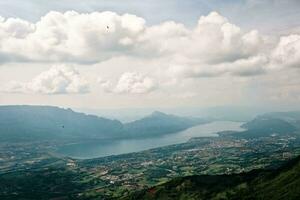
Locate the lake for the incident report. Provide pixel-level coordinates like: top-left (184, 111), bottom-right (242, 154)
top-left (56, 121), bottom-right (244, 159)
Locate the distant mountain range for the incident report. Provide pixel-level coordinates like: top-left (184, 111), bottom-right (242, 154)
top-left (262, 111), bottom-right (300, 129)
top-left (0, 105), bottom-right (123, 141)
top-left (224, 112), bottom-right (300, 139)
top-left (2, 105), bottom-right (300, 142)
top-left (123, 111), bottom-right (209, 137)
top-left (0, 105), bottom-right (209, 142)
top-left (125, 155), bottom-right (300, 200)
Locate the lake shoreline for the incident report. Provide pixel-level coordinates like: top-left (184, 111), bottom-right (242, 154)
top-left (56, 121), bottom-right (245, 159)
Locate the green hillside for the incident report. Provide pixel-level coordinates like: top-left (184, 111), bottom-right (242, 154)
top-left (124, 156), bottom-right (300, 200)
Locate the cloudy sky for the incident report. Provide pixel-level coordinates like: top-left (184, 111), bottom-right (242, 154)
top-left (0, 0), bottom-right (300, 109)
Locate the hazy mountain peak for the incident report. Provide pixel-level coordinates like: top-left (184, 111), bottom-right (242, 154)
top-left (150, 111), bottom-right (168, 117)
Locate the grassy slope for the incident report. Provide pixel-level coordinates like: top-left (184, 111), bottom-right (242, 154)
top-left (123, 156), bottom-right (300, 200)
top-left (244, 156), bottom-right (300, 200)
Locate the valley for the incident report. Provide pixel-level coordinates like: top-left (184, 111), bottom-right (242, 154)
top-left (1, 129), bottom-right (300, 199)
top-left (1, 106), bottom-right (300, 199)
top-left (2, 2), bottom-right (300, 199)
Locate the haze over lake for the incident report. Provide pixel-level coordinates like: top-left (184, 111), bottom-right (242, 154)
top-left (57, 121), bottom-right (244, 159)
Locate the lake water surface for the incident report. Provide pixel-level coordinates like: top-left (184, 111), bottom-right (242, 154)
top-left (57, 121), bottom-right (244, 159)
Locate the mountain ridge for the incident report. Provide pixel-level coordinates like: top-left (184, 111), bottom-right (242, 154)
top-left (0, 105), bottom-right (208, 142)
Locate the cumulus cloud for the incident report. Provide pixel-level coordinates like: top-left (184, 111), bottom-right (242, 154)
top-left (0, 11), bottom-right (264, 65)
top-left (170, 55), bottom-right (268, 78)
top-left (271, 34), bottom-right (300, 68)
top-left (166, 12), bottom-right (270, 78)
top-left (191, 12), bottom-right (263, 64)
top-left (99, 72), bottom-right (157, 94)
top-left (4, 65), bottom-right (89, 94)
top-left (0, 11), bottom-right (146, 63)
top-left (0, 10), bottom-right (299, 80)
top-left (97, 78), bottom-right (113, 93)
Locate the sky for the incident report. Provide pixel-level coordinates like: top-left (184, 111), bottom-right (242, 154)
top-left (0, 0), bottom-right (300, 110)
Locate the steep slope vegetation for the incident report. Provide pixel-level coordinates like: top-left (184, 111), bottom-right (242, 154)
top-left (243, 156), bottom-right (300, 200)
top-left (124, 156), bottom-right (300, 200)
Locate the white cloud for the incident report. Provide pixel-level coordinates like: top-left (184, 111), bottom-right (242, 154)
top-left (271, 34), bottom-right (300, 68)
top-left (0, 11), bottom-right (146, 63)
top-left (4, 65), bottom-right (89, 94)
top-left (0, 10), bottom-right (299, 82)
top-left (0, 11), bottom-right (264, 66)
top-left (186, 12), bottom-right (264, 64)
top-left (97, 77), bottom-right (113, 93)
top-left (99, 72), bottom-right (157, 94)
top-left (166, 12), bottom-right (270, 78)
